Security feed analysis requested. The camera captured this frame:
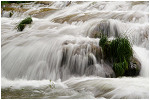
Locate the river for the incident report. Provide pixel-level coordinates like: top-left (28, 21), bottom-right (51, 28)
top-left (1, 1), bottom-right (149, 99)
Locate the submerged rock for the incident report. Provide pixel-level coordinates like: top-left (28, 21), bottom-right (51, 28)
top-left (90, 20), bottom-right (110, 38)
top-left (29, 8), bottom-right (57, 18)
top-left (85, 65), bottom-right (96, 76)
top-left (90, 20), bottom-right (122, 38)
top-left (102, 62), bottom-right (115, 78)
top-left (61, 41), bottom-right (114, 78)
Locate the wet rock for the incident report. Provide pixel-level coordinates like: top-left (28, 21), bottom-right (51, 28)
top-left (52, 14), bottom-right (78, 23)
top-left (66, 1), bottom-right (71, 6)
top-left (34, 1), bottom-right (53, 5)
top-left (61, 41), bottom-right (113, 78)
top-left (2, 7), bottom-right (28, 13)
top-left (125, 57), bottom-right (141, 76)
top-left (91, 45), bottom-right (102, 63)
top-left (61, 47), bottom-right (69, 67)
top-left (29, 8), bottom-right (57, 18)
top-left (52, 13), bottom-right (102, 24)
top-left (90, 20), bottom-right (122, 38)
top-left (62, 40), bottom-right (75, 45)
top-left (90, 20), bottom-right (110, 38)
top-left (103, 62), bottom-right (115, 78)
top-left (85, 65), bottom-right (96, 76)
top-left (88, 54), bottom-right (94, 66)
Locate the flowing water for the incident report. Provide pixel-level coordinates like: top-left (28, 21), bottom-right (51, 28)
top-left (1, 1), bottom-right (149, 99)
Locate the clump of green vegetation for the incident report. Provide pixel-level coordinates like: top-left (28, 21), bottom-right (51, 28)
top-left (113, 62), bottom-right (125, 76)
top-left (17, 17), bottom-right (32, 31)
top-left (99, 36), bottom-right (107, 49)
top-left (9, 11), bottom-right (13, 17)
top-left (99, 36), bottom-right (111, 61)
top-left (110, 37), bottom-right (133, 63)
top-left (99, 36), bottom-right (133, 77)
top-left (113, 58), bottom-right (128, 77)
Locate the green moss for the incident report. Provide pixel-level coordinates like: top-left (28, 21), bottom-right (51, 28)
top-left (99, 36), bottom-right (133, 77)
top-left (113, 58), bottom-right (128, 77)
top-left (110, 38), bottom-right (133, 62)
top-left (19, 17), bottom-right (32, 25)
top-left (122, 58), bottom-right (128, 70)
top-left (17, 24), bottom-right (26, 31)
top-left (99, 36), bottom-right (107, 49)
top-left (9, 12), bottom-right (13, 17)
top-left (113, 62), bottom-right (125, 77)
top-left (17, 17), bottom-right (32, 31)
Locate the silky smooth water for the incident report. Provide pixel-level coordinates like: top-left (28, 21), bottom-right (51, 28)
top-left (1, 1), bottom-right (149, 99)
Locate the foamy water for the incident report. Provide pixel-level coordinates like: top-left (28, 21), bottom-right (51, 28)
top-left (1, 1), bottom-right (149, 99)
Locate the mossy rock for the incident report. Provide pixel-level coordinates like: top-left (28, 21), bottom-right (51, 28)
top-left (99, 36), bottom-right (139, 77)
top-left (113, 55), bottom-right (141, 77)
top-left (17, 17), bottom-right (32, 31)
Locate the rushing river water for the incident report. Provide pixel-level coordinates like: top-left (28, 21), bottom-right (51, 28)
top-left (1, 1), bottom-right (149, 99)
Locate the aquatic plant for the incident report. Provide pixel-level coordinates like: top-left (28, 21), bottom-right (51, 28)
top-left (17, 17), bottom-right (32, 31)
top-left (9, 11), bottom-right (13, 17)
top-left (113, 58), bottom-right (128, 77)
top-left (99, 36), bottom-right (107, 49)
top-left (99, 36), bottom-right (134, 77)
top-left (110, 37), bottom-right (133, 63)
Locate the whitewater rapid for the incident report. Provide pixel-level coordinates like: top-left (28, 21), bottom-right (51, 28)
top-left (1, 1), bottom-right (149, 99)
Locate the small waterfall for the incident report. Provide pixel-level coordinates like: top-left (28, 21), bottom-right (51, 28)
top-left (2, 35), bottom-right (115, 80)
